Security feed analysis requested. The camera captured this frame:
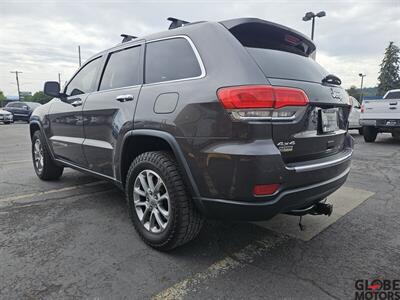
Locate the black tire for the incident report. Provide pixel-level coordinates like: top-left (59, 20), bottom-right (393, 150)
top-left (358, 128), bottom-right (363, 135)
top-left (363, 126), bottom-right (377, 143)
top-left (126, 151), bottom-right (204, 250)
top-left (4, 121), bottom-right (11, 125)
top-left (32, 131), bottom-right (64, 180)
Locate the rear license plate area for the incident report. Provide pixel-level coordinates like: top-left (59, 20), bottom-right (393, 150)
top-left (319, 108), bottom-right (339, 133)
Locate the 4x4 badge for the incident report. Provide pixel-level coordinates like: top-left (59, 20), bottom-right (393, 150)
top-left (277, 141), bottom-right (295, 152)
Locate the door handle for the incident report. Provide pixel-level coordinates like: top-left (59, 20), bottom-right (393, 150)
top-left (116, 94), bottom-right (134, 102)
top-left (71, 99), bottom-right (83, 107)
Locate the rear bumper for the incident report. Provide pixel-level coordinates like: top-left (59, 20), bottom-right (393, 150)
top-left (195, 167), bottom-right (350, 221)
top-left (181, 133), bottom-right (353, 221)
top-left (361, 118), bottom-right (400, 130)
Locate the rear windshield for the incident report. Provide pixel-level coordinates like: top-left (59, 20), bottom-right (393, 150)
top-left (384, 91), bottom-right (400, 99)
top-left (246, 47), bottom-right (329, 83)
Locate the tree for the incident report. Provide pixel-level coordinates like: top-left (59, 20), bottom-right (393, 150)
top-left (0, 90), bottom-right (6, 107)
top-left (346, 85), bottom-right (361, 100)
top-left (377, 41), bottom-right (400, 96)
top-left (31, 91), bottom-right (53, 104)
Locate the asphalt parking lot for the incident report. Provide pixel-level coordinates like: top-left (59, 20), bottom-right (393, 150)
top-left (0, 123), bottom-right (399, 300)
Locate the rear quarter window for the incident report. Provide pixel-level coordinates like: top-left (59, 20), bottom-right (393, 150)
top-left (145, 38), bottom-right (202, 84)
top-left (384, 91), bottom-right (400, 99)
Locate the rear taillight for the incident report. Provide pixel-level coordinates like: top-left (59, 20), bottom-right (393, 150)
top-left (361, 104), bottom-right (364, 113)
top-left (217, 85), bottom-right (309, 121)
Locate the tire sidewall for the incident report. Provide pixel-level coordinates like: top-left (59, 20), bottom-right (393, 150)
top-left (126, 159), bottom-right (178, 246)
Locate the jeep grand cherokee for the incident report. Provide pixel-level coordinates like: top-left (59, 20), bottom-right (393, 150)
top-left (30, 17), bottom-right (353, 250)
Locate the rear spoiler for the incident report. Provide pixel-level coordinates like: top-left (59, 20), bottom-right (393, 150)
top-left (220, 18), bottom-right (316, 58)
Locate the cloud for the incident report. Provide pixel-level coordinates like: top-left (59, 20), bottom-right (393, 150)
top-left (0, 0), bottom-right (399, 96)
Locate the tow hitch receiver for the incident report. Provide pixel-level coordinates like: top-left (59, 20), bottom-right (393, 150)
top-left (285, 201), bottom-right (333, 231)
top-left (286, 201), bottom-right (333, 217)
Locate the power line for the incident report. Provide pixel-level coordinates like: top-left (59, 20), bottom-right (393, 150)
top-left (10, 71), bottom-right (23, 101)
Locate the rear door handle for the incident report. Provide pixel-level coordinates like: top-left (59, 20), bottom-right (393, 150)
top-left (116, 94), bottom-right (134, 102)
top-left (71, 99), bottom-right (83, 107)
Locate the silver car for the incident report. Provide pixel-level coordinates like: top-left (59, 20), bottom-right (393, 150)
top-left (0, 108), bottom-right (13, 124)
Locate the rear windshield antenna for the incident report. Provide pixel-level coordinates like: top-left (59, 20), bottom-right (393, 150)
top-left (167, 17), bottom-right (189, 30)
top-left (121, 34), bottom-right (137, 43)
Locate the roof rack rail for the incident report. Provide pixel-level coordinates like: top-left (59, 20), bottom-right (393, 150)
top-left (121, 34), bottom-right (137, 43)
top-left (167, 17), bottom-right (189, 30)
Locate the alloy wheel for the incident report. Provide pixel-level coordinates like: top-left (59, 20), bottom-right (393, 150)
top-left (133, 169), bottom-right (170, 233)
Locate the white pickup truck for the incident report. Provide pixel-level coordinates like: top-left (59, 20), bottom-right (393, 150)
top-left (360, 89), bottom-right (400, 142)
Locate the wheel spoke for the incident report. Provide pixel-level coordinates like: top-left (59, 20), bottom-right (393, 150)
top-left (157, 193), bottom-right (169, 202)
top-left (134, 201), bottom-right (147, 207)
top-left (134, 187), bottom-right (146, 197)
top-left (154, 177), bottom-right (162, 193)
top-left (146, 171), bottom-right (155, 191)
top-left (141, 206), bottom-right (150, 224)
top-left (138, 173), bottom-right (148, 191)
top-left (153, 210), bottom-right (166, 229)
top-left (157, 205), bottom-right (169, 218)
top-left (149, 210), bottom-right (156, 229)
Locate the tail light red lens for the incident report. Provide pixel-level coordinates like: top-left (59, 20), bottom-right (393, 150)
top-left (217, 85), bottom-right (308, 109)
top-left (253, 183), bottom-right (280, 196)
top-left (361, 104), bottom-right (364, 113)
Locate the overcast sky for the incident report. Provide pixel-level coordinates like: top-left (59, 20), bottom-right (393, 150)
top-left (1, 0), bottom-right (399, 96)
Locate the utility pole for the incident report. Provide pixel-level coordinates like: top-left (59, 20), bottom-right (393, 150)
top-left (78, 45), bottom-right (82, 67)
top-left (10, 71), bottom-right (23, 101)
top-left (58, 73), bottom-right (61, 86)
top-left (359, 73), bottom-right (366, 103)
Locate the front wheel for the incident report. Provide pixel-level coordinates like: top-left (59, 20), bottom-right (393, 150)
top-left (363, 126), bottom-right (377, 143)
top-left (126, 151), bottom-right (204, 250)
top-left (32, 131), bottom-right (64, 180)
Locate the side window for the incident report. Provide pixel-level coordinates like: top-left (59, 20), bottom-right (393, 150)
top-left (66, 57), bottom-right (102, 96)
top-left (6, 103), bottom-right (15, 108)
top-left (145, 38), bottom-right (202, 84)
top-left (100, 46), bottom-right (141, 91)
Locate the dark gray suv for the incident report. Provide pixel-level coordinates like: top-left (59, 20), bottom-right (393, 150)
top-left (30, 18), bottom-right (353, 250)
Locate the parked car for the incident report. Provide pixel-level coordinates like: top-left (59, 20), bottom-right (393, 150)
top-left (4, 101), bottom-right (41, 123)
top-left (0, 108), bottom-right (13, 124)
top-left (30, 17), bottom-right (353, 250)
top-left (348, 96), bottom-right (362, 134)
top-left (360, 89), bottom-right (400, 142)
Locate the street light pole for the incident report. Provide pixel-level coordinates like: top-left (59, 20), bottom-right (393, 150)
top-left (359, 73), bottom-right (366, 102)
top-left (10, 71), bottom-right (23, 101)
top-left (302, 11), bottom-right (326, 41)
top-left (311, 16), bottom-right (315, 40)
top-left (78, 45), bottom-right (82, 67)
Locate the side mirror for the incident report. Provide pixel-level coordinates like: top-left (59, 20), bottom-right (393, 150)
top-left (44, 81), bottom-right (61, 98)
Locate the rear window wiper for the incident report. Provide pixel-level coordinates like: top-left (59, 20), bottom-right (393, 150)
top-left (322, 74), bottom-right (341, 86)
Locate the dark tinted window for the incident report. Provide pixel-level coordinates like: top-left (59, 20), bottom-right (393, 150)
top-left (100, 46), bottom-right (141, 91)
top-left (145, 38), bottom-right (202, 84)
top-left (385, 91), bottom-right (400, 99)
top-left (24, 102), bottom-right (41, 109)
top-left (66, 57), bottom-right (102, 96)
top-left (247, 47), bottom-right (329, 83)
top-left (7, 102), bottom-right (24, 108)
